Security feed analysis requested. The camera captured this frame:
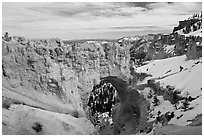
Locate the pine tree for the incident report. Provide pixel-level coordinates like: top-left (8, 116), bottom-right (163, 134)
top-left (193, 25), bottom-right (197, 31)
top-left (182, 98), bottom-right (190, 111)
top-left (153, 95), bottom-right (159, 106)
top-left (147, 90), bottom-right (153, 99)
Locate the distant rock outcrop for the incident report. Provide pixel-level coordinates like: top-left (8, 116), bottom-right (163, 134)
top-left (173, 12), bottom-right (202, 35)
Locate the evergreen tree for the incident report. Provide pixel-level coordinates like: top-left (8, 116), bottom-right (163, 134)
top-left (153, 95), bottom-right (159, 106)
top-left (183, 28), bottom-right (187, 34)
top-left (182, 98), bottom-right (190, 111)
top-left (3, 32), bottom-right (11, 42)
top-left (147, 90), bottom-right (153, 99)
top-left (193, 24), bottom-right (197, 31)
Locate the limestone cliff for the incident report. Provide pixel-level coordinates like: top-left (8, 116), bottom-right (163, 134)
top-left (2, 26), bottom-right (201, 134)
top-left (2, 36), bottom-right (132, 134)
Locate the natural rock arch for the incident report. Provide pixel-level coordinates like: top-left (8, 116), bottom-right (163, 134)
top-left (88, 76), bottom-right (149, 135)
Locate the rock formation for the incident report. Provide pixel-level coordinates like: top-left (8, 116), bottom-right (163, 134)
top-left (2, 11), bottom-right (202, 135)
top-left (101, 76), bottom-right (149, 134)
top-left (2, 35), bottom-right (132, 135)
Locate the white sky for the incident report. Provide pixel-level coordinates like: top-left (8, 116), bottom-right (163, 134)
top-left (2, 2), bottom-right (202, 40)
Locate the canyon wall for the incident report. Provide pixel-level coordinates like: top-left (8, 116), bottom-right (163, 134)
top-left (2, 29), bottom-right (201, 134)
top-left (2, 37), bottom-right (132, 134)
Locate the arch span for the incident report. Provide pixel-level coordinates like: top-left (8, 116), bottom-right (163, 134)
top-left (100, 76), bottom-right (129, 103)
top-left (88, 76), bottom-right (150, 134)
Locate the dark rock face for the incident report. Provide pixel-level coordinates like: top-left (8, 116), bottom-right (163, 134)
top-left (186, 39), bottom-right (202, 60)
top-left (101, 76), bottom-right (149, 135)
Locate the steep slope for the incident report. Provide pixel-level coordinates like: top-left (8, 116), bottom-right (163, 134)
top-left (2, 35), bottom-right (132, 135)
top-left (2, 38), bottom-right (97, 134)
top-left (2, 104), bottom-right (96, 135)
top-left (135, 55), bottom-right (202, 128)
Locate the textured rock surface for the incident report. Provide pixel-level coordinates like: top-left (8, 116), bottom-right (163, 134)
top-left (2, 39), bottom-right (84, 115)
top-left (2, 15), bottom-right (202, 134)
top-left (173, 12), bottom-right (202, 35)
top-left (2, 37), bottom-right (132, 135)
top-left (65, 41), bottom-right (132, 109)
top-left (101, 76), bottom-right (149, 134)
top-left (128, 33), bottom-right (201, 63)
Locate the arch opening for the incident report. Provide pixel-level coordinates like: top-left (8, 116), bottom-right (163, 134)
top-left (87, 76), bottom-right (144, 135)
top-left (87, 81), bottom-right (119, 130)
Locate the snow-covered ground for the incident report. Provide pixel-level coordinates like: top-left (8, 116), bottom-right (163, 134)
top-left (136, 55), bottom-right (202, 126)
top-left (184, 29), bottom-right (202, 37)
top-left (2, 104), bottom-right (96, 135)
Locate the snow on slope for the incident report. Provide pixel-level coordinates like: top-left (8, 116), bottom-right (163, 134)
top-left (2, 104), bottom-right (96, 135)
top-left (136, 55), bottom-right (202, 126)
top-left (184, 29), bottom-right (202, 37)
top-left (176, 27), bottom-right (202, 37)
